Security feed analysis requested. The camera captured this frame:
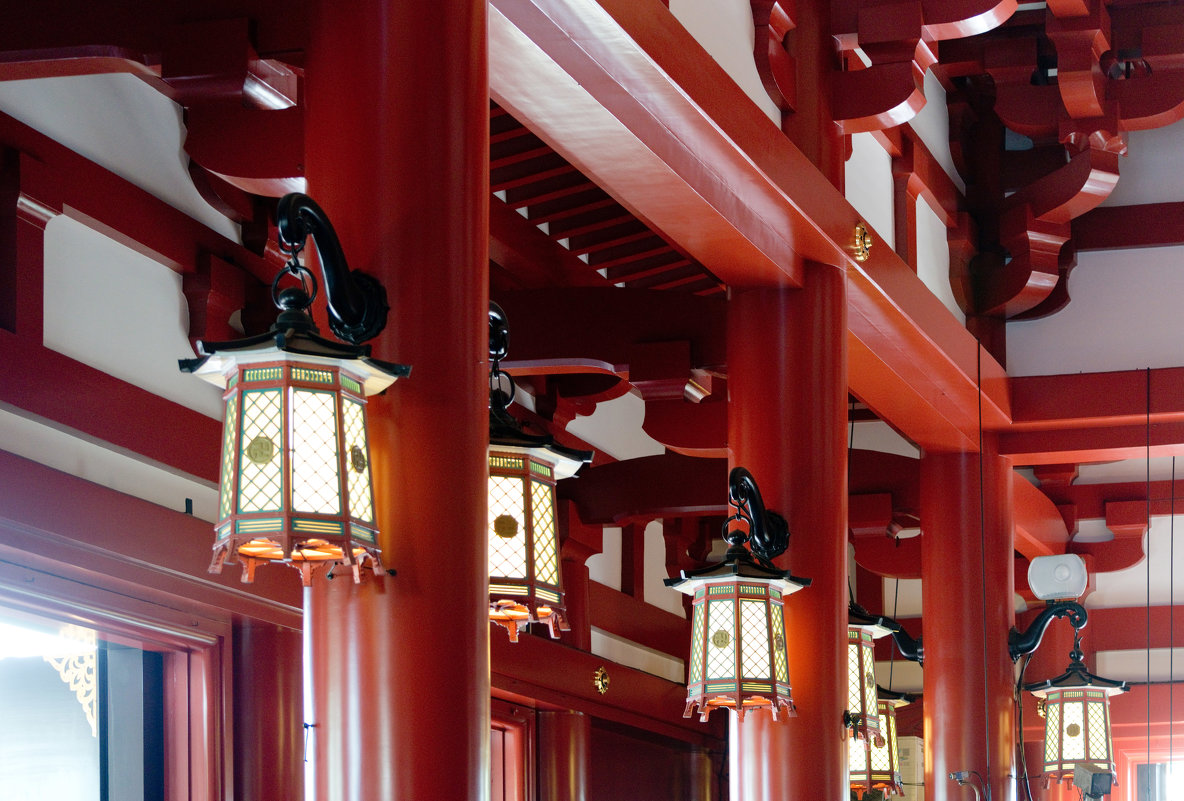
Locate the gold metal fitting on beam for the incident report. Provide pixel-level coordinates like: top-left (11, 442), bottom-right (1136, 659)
top-left (854, 222), bottom-right (873, 262)
top-left (593, 665), bottom-right (610, 695)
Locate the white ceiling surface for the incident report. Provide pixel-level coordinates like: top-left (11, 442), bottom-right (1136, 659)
top-left (1007, 244), bottom-right (1184, 376)
top-left (1100, 117), bottom-right (1184, 208)
top-left (668, 0), bottom-right (783, 126)
top-left (0, 74), bottom-right (239, 241)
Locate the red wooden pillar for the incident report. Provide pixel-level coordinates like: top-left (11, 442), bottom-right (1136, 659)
top-left (302, 1), bottom-right (490, 800)
top-left (233, 622), bottom-right (303, 801)
top-left (537, 710), bottom-right (589, 801)
top-left (921, 435), bottom-right (1017, 801)
top-left (727, 264), bottom-right (848, 801)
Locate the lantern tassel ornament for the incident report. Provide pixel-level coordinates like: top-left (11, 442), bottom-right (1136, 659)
top-left (487, 302), bottom-right (592, 642)
top-left (1023, 628), bottom-right (1128, 787)
top-left (179, 193), bottom-right (408, 585)
top-left (665, 467), bottom-right (811, 722)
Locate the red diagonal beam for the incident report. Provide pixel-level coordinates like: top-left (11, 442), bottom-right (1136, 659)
top-left (490, 0), bottom-right (1009, 451)
top-left (0, 329), bottom-right (220, 482)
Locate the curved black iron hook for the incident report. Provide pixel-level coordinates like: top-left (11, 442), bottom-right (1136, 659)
top-left (489, 301), bottom-right (510, 363)
top-left (1008, 600), bottom-right (1088, 661)
top-left (728, 467), bottom-right (789, 564)
top-left (276, 193), bottom-right (388, 344)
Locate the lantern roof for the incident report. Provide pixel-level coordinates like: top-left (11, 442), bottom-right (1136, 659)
top-left (876, 686), bottom-right (917, 708)
top-left (179, 306), bottom-right (410, 396)
top-left (489, 405), bottom-right (592, 480)
top-left (665, 543), bottom-right (811, 596)
top-left (1023, 653), bottom-right (1130, 698)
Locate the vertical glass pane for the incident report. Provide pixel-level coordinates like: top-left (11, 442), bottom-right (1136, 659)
top-left (1061, 696), bottom-right (1087, 761)
top-left (847, 637), bottom-right (862, 712)
top-left (341, 397), bottom-right (375, 523)
top-left (1043, 700), bottom-right (1062, 766)
top-left (239, 389), bottom-right (284, 512)
top-left (489, 475), bottom-right (528, 579)
top-left (704, 598), bottom-right (736, 681)
top-left (739, 598), bottom-right (772, 679)
top-left (688, 601), bottom-right (707, 684)
top-left (850, 733), bottom-right (869, 772)
top-left (291, 389), bottom-right (342, 514)
top-left (218, 393), bottom-right (238, 520)
top-left (531, 480), bottom-right (559, 586)
top-left (1086, 698), bottom-right (1110, 761)
top-left (770, 604), bottom-right (788, 683)
top-left (870, 710), bottom-right (894, 771)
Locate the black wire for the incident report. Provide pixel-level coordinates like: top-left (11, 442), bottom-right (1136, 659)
top-left (1017, 653), bottom-right (1034, 801)
top-left (976, 344), bottom-right (993, 795)
top-left (1140, 369), bottom-right (1154, 798)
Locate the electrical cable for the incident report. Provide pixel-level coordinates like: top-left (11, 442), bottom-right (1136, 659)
top-left (976, 343), bottom-right (994, 797)
top-left (1146, 368), bottom-right (1152, 793)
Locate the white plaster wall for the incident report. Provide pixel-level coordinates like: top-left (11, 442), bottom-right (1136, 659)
top-left (1007, 245), bottom-right (1184, 376)
top-left (1101, 118), bottom-right (1184, 207)
top-left (909, 70), bottom-right (965, 194)
top-left (0, 74), bottom-right (239, 240)
top-left (644, 520), bottom-right (686, 618)
top-left (1089, 517), bottom-right (1184, 609)
top-left (845, 132), bottom-right (895, 252)
top-left (915, 201), bottom-right (964, 325)
top-left (43, 216), bottom-right (225, 419)
top-left (588, 525), bottom-right (623, 590)
top-left (565, 391), bottom-right (665, 462)
top-left (668, 0), bottom-right (782, 125)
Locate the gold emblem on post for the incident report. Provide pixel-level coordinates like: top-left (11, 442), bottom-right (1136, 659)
top-left (712, 629), bottom-right (731, 649)
top-left (593, 665), bottom-right (610, 695)
top-left (350, 445), bottom-right (368, 473)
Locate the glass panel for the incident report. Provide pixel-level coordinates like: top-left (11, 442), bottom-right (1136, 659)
top-left (531, 480), bottom-right (559, 586)
top-left (1061, 696), bottom-right (1087, 761)
top-left (239, 389), bottom-right (284, 512)
top-left (1043, 700), bottom-right (1062, 766)
top-left (739, 598), bottom-right (771, 679)
top-left (1086, 698), bottom-right (1110, 761)
top-left (341, 397), bottom-right (375, 523)
top-left (688, 601), bottom-right (706, 684)
top-left (870, 710), bottom-right (894, 771)
top-left (850, 733), bottom-right (869, 772)
top-left (847, 638), bottom-right (862, 712)
top-left (704, 598), bottom-right (736, 681)
top-left (770, 604), bottom-right (788, 683)
top-left (291, 389), bottom-right (342, 514)
top-left (489, 475), bottom-right (528, 579)
top-left (218, 394), bottom-right (238, 520)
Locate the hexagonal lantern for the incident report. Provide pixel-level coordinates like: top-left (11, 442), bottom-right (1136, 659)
top-left (665, 468), bottom-right (810, 722)
top-left (487, 302), bottom-right (591, 641)
top-left (180, 193), bottom-right (408, 585)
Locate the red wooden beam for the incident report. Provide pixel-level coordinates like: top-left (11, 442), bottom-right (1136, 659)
top-left (0, 328), bottom-right (220, 481)
top-left (491, 625), bottom-right (724, 747)
top-left (1073, 201), bottom-right (1184, 251)
top-left (588, 579), bottom-right (690, 660)
top-left (0, 450), bottom-right (300, 623)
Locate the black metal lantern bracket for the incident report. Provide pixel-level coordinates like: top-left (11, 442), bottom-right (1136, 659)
top-left (664, 467), bottom-right (811, 590)
top-left (1020, 626), bottom-right (1130, 696)
top-left (275, 192), bottom-right (389, 346)
top-left (1008, 600), bottom-right (1088, 661)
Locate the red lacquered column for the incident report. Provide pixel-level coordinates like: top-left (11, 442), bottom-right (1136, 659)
top-left (233, 622), bottom-right (303, 801)
top-left (921, 435), bottom-right (1017, 801)
top-left (537, 710), bottom-right (589, 801)
top-left (302, 1), bottom-right (491, 800)
top-left (727, 264), bottom-right (848, 801)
